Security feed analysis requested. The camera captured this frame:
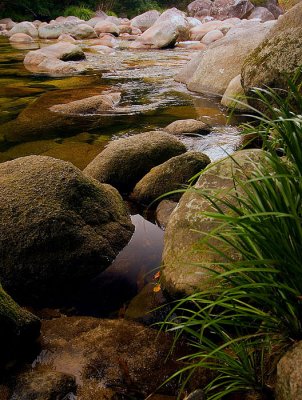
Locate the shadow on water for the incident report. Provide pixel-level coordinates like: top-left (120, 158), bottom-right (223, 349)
top-left (52, 213), bottom-right (164, 318)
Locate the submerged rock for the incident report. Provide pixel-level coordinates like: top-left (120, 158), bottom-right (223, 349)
top-left (23, 42), bottom-right (86, 75)
top-left (84, 131), bottom-right (186, 193)
top-left (162, 150), bottom-right (265, 296)
top-left (0, 285), bottom-right (40, 361)
top-left (0, 156), bottom-right (134, 302)
top-left (25, 316), bottom-right (206, 398)
top-left (11, 370), bottom-right (76, 400)
top-left (49, 92), bottom-right (121, 115)
top-left (131, 152), bottom-right (211, 205)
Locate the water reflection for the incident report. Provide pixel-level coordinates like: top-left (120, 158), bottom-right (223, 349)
top-left (61, 214), bottom-right (164, 318)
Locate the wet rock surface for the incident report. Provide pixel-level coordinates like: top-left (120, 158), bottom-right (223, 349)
top-left (84, 131), bottom-right (186, 193)
top-left (0, 155), bottom-right (134, 302)
top-left (131, 151), bottom-right (210, 205)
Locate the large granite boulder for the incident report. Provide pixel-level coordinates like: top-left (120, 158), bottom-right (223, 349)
top-left (136, 8), bottom-right (189, 48)
top-left (187, 21), bottom-right (274, 95)
top-left (211, 0), bottom-right (254, 20)
top-left (0, 18), bottom-right (16, 30)
top-left (242, 2), bottom-right (302, 97)
top-left (84, 131), bottom-right (186, 193)
top-left (131, 10), bottom-right (161, 32)
top-left (276, 341), bottom-right (302, 400)
top-left (162, 149), bottom-right (265, 296)
top-left (221, 74), bottom-right (249, 111)
top-left (9, 33), bottom-right (33, 43)
top-left (0, 156), bottom-right (134, 302)
top-left (23, 42), bottom-right (85, 75)
top-left (0, 285), bottom-right (40, 361)
top-left (8, 21), bottom-right (38, 38)
top-left (38, 21), bottom-right (77, 39)
top-left (131, 151), bottom-right (211, 205)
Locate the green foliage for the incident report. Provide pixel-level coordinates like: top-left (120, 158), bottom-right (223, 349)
top-left (161, 73), bottom-right (302, 399)
top-left (63, 5), bottom-right (94, 20)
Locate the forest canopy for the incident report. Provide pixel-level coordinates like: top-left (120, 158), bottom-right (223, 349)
top-left (0, 0), bottom-right (189, 20)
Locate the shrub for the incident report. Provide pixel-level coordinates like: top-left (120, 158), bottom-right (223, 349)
top-left (63, 5), bottom-right (94, 20)
top-left (161, 73), bottom-right (302, 399)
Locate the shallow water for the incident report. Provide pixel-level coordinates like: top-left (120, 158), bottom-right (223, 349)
top-left (0, 37), bottom-right (240, 168)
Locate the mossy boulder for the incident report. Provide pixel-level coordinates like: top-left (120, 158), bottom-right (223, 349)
top-left (0, 285), bottom-right (40, 361)
top-left (242, 2), bottom-right (302, 96)
top-left (162, 149), bottom-right (266, 297)
top-left (131, 151), bottom-right (211, 205)
top-left (0, 156), bottom-right (134, 302)
top-left (84, 131), bottom-right (186, 193)
top-left (187, 21), bottom-right (274, 95)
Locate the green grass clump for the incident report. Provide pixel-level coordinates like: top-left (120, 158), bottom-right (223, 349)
top-left (161, 73), bottom-right (302, 399)
top-left (63, 5), bottom-right (94, 20)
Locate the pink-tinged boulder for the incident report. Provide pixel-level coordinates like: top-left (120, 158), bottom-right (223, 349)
top-left (0, 18), bottom-right (16, 30)
top-left (95, 33), bottom-right (118, 47)
top-left (131, 10), bottom-right (161, 32)
top-left (9, 33), bottom-right (34, 43)
top-left (95, 20), bottom-right (120, 36)
top-left (58, 33), bottom-right (76, 43)
top-left (175, 51), bottom-right (204, 84)
top-left (248, 6), bottom-right (275, 21)
top-left (187, 0), bottom-right (213, 17)
top-left (187, 17), bottom-right (203, 29)
top-left (190, 20), bottom-right (234, 40)
top-left (24, 42), bottom-right (86, 75)
top-left (201, 29), bottom-right (224, 44)
top-left (8, 21), bottom-right (38, 38)
top-left (211, 0), bottom-right (255, 20)
top-left (55, 16), bottom-right (66, 23)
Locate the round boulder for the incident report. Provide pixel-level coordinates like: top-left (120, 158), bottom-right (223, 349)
top-left (84, 131), bottom-right (186, 193)
top-left (0, 156), bottom-right (134, 302)
top-left (94, 21), bottom-right (120, 36)
top-left (9, 33), bottom-right (34, 43)
top-left (131, 151), bottom-right (211, 205)
top-left (8, 21), bottom-right (38, 38)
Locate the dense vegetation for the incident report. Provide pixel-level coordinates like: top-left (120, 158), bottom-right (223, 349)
top-left (0, 0), bottom-right (188, 20)
top-left (162, 74), bottom-right (302, 399)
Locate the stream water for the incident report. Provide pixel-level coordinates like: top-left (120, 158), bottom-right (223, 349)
top-left (0, 37), bottom-right (242, 313)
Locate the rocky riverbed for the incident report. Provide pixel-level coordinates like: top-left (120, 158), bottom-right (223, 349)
top-left (0, 1), bottom-right (301, 399)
